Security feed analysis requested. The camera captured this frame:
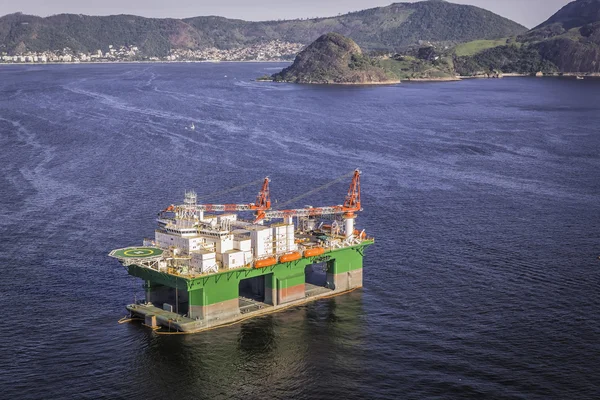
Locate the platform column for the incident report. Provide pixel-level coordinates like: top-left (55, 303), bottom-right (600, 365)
top-left (328, 247), bottom-right (364, 291)
top-left (326, 260), bottom-right (336, 290)
top-left (277, 273), bottom-right (305, 304)
top-left (189, 274), bottom-right (240, 322)
top-left (188, 288), bottom-right (204, 320)
top-left (265, 274), bottom-right (277, 305)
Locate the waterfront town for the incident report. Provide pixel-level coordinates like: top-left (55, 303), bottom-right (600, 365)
top-left (0, 40), bottom-right (304, 63)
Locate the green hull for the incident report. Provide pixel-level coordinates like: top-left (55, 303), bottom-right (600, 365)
top-left (125, 240), bottom-right (373, 331)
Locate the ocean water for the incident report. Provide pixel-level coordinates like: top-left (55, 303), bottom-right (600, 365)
top-left (0, 63), bottom-right (599, 399)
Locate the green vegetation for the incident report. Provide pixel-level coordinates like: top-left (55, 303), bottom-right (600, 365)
top-left (4, 1), bottom-right (599, 75)
top-left (454, 45), bottom-right (558, 75)
top-left (271, 33), bottom-right (399, 84)
top-left (0, 1), bottom-right (527, 56)
top-left (518, 0), bottom-right (600, 73)
top-left (454, 0), bottom-right (600, 75)
top-left (0, 13), bottom-right (187, 56)
top-left (379, 55), bottom-right (456, 80)
top-left (273, 0), bottom-right (600, 83)
top-left (454, 38), bottom-right (514, 57)
top-left (348, 53), bottom-right (374, 70)
top-left (532, 0), bottom-right (600, 31)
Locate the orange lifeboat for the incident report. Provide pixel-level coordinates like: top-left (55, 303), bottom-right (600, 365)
top-left (280, 252), bottom-right (301, 263)
top-left (303, 247), bottom-right (325, 257)
top-left (255, 257), bottom-right (277, 269)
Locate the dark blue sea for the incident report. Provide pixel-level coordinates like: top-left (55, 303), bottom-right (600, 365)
top-left (1, 63), bottom-right (599, 399)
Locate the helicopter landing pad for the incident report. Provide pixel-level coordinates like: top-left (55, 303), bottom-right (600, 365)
top-left (110, 247), bottom-right (164, 259)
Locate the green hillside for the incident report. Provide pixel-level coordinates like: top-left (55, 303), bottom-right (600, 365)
top-left (0, 1), bottom-right (527, 56)
top-left (270, 33), bottom-right (399, 84)
top-left (454, 38), bottom-right (514, 57)
top-left (269, 33), bottom-right (460, 83)
top-left (454, 0), bottom-right (600, 75)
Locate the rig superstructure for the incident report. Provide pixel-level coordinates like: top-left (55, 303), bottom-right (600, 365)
top-left (110, 170), bottom-right (374, 332)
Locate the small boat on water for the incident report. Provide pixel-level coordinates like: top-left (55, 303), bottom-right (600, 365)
top-left (185, 122), bottom-right (196, 131)
top-left (576, 76), bottom-right (584, 80)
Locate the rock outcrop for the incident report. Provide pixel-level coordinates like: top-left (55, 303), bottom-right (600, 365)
top-left (271, 33), bottom-right (399, 84)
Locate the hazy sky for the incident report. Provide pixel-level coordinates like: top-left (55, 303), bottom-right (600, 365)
top-left (0, 0), bottom-right (574, 29)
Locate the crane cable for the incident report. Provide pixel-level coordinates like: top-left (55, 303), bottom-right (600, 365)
top-left (190, 172), bottom-right (352, 208)
top-left (275, 171), bottom-right (355, 210)
top-left (195, 178), bottom-right (265, 202)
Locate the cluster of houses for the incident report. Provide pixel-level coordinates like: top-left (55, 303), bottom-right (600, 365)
top-left (167, 40), bottom-right (304, 62)
top-left (1, 45), bottom-right (140, 63)
top-left (1, 41), bottom-right (304, 63)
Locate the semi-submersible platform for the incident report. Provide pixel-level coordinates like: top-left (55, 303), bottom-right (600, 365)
top-left (110, 170), bottom-right (373, 332)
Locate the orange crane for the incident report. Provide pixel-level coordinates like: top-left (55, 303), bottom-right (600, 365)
top-left (254, 170), bottom-right (362, 235)
top-left (160, 177), bottom-right (271, 218)
top-left (160, 170), bottom-right (362, 237)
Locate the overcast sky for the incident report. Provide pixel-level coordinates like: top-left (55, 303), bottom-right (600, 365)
top-left (0, 0), bottom-right (574, 29)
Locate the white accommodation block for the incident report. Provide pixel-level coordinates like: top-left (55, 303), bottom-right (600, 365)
top-left (249, 226), bottom-right (273, 257)
top-left (190, 250), bottom-right (217, 273)
top-left (223, 250), bottom-right (247, 269)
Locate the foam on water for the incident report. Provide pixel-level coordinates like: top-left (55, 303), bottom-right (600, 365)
top-left (0, 63), bottom-right (599, 399)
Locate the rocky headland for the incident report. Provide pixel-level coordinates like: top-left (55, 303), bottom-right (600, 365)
top-left (269, 33), bottom-right (400, 85)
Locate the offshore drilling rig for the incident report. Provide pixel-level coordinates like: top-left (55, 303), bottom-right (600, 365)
top-left (110, 170), bottom-right (374, 332)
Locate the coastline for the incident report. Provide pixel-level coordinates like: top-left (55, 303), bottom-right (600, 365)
top-left (258, 72), bottom-right (598, 85)
top-left (4, 61), bottom-right (596, 82)
top-left (403, 76), bottom-right (461, 82)
top-left (258, 78), bottom-right (401, 85)
top-left (0, 60), bottom-right (292, 66)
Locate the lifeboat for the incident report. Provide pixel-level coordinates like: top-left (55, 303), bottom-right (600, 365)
top-left (255, 257), bottom-right (277, 269)
top-left (303, 247), bottom-right (325, 257)
top-left (280, 252), bottom-right (301, 263)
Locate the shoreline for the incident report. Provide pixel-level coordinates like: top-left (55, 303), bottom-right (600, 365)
top-left (258, 73), bottom-right (598, 85)
top-left (3, 61), bottom-right (597, 82)
top-left (0, 60), bottom-right (292, 66)
top-left (258, 79), bottom-right (401, 85)
top-left (403, 76), bottom-right (461, 82)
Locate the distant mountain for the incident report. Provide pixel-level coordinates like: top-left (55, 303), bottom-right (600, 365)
top-left (533, 0), bottom-right (600, 30)
top-left (521, 0), bottom-right (600, 72)
top-left (270, 33), bottom-right (399, 84)
top-left (454, 0), bottom-right (600, 75)
top-left (0, 1), bottom-right (527, 56)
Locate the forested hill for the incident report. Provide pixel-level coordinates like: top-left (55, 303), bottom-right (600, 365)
top-left (0, 1), bottom-right (526, 56)
top-left (454, 0), bottom-right (600, 75)
top-left (270, 33), bottom-right (399, 84)
top-left (533, 0), bottom-right (600, 30)
top-left (525, 0), bottom-right (600, 73)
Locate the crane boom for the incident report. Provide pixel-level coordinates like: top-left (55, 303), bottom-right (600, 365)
top-left (343, 169), bottom-right (361, 212)
top-left (254, 170), bottom-right (362, 222)
top-left (161, 177), bottom-right (271, 217)
top-left (161, 171), bottom-right (362, 224)
top-left (260, 206), bottom-right (343, 220)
